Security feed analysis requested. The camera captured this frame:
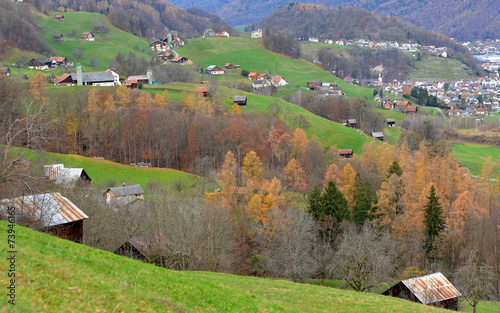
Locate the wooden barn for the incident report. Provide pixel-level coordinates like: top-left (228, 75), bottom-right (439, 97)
top-left (382, 272), bottom-right (461, 310)
top-left (346, 119), bottom-right (358, 129)
top-left (0, 193), bottom-right (88, 243)
top-left (234, 96), bottom-right (247, 106)
top-left (197, 86), bottom-right (210, 97)
top-left (105, 184), bottom-right (145, 205)
top-left (385, 118), bottom-right (396, 127)
top-left (115, 233), bottom-right (168, 264)
top-left (339, 149), bottom-right (353, 158)
top-left (372, 132), bottom-right (384, 141)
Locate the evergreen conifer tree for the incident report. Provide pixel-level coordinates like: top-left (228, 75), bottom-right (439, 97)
top-left (423, 185), bottom-right (446, 255)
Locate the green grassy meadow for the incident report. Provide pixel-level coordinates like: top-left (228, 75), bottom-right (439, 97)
top-left (19, 150), bottom-right (196, 190)
top-left (409, 56), bottom-right (475, 82)
top-left (0, 220), bottom-right (453, 313)
top-left (451, 143), bottom-right (500, 177)
top-left (300, 42), bottom-right (352, 60)
top-left (33, 12), bottom-right (152, 72)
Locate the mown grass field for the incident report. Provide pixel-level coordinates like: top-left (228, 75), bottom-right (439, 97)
top-left (409, 56), bottom-right (475, 82)
top-left (176, 37), bottom-right (375, 99)
top-left (451, 143), bottom-right (500, 177)
top-left (19, 149), bottom-right (196, 190)
top-left (37, 12), bottom-right (152, 72)
top-left (0, 220), bottom-right (454, 313)
top-left (300, 42), bottom-right (352, 60)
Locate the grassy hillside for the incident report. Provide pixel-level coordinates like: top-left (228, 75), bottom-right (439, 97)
top-left (451, 143), bottom-right (500, 177)
top-left (37, 12), bottom-right (152, 72)
top-left (144, 83), bottom-right (374, 153)
top-left (0, 220), bottom-right (452, 313)
top-left (20, 149), bottom-right (196, 190)
top-left (176, 37), bottom-right (375, 99)
top-left (409, 56), bottom-right (475, 82)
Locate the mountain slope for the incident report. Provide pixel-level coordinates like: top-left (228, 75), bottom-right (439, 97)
top-left (0, 220), bottom-right (450, 312)
top-left (167, 0), bottom-right (499, 41)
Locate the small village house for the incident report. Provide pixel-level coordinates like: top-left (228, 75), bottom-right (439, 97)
top-left (171, 56), bottom-right (191, 64)
top-left (382, 272), bottom-right (461, 310)
top-left (125, 70), bottom-right (154, 89)
top-left (105, 184), bottom-right (145, 205)
top-left (0, 193), bottom-right (88, 243)
top-left (81, 31), bottom-right (95, 41)
top-left (251, 29), bottom-right (262, 38)
top-left (151, 40), bottom-right (167, 51)
top-left (206, 65), bottom-right (225, 75)
top-left (271, 76), bottom-right (287, 87)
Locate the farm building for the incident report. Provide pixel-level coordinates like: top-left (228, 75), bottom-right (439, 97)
top-left (339, 149), bottom-right (353, 158)
top-left (382, 272), bottom-right (461, 310)
top-left (372, 132), bottom-right (384, 141)
top-left (105, 184), bottom-right (145, 205)
top-left (0, 193), bottom-right (88, 242)
top-left (385, 119), bottom-right (396, 127)
top-left (197, 86), bottom-right (210, 97)
top-left (346, 119), bottom-right (358, 129)
top-left (43, 164), bottom-right (92, 187)
top-left (234, 96), bottom-right (247, 106)
top-left (115, 233), bottom-right (168, 264)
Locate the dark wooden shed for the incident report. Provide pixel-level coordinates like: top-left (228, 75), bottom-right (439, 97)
top-left (346, 119), bottom-right (358, 129)
top-left (385, 119), bottom-right (396, 127)
top-left (339, 149), bottom-right (353, 158)
top-left (0, 192), bottom-right (88, 243)
top-left (382, 272), bottom-right (461, 311)
top-left (234, 96), bottom-right (247, 106)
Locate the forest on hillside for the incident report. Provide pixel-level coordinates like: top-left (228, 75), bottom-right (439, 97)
top-left (19, 0), bottom-right (234, 38)
top-left (1, 71), bottom-right (499, 305)
top-left (256, 4), bottom-right (482, 75)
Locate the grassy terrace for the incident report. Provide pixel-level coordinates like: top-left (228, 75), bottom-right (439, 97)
top-left (451, 143), bottom-right (500, 177)
top-left (0, 220), bottom-right (452, 313)
top-left (409, 56), bottom-right (475, 82)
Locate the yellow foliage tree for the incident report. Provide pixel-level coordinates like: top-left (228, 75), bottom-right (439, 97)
top-left (290, 128), bottom-right (308, 160)
top-left (30, 72), bottom-right (47, 102)
top-left (283, 158), bottom-right (308, 193)
top-left (339, 163), bottom-right (357, 206)
top-left (242, 151), bottom-right (263, 190)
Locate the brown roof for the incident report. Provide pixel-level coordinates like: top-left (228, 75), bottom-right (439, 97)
top-left (50, 56), bottom-right (66, 63)
top-left (197, 86), bottom-right (209, 93)
top-left (401, 272), bottom-right (461, 304)
top-left (172, 56), bottom-right (185, 62)
top-left (54, 73), bottom-right (72, 84)
top-left (406, 105), bottom-right (418, 112)
top-left (339, 149), bottom-right (353, 154)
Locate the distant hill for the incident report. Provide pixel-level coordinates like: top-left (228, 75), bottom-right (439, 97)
top-left (21, 0), bottom-right (235, 38)
top-left (166, 0), bottom-right (499, 41)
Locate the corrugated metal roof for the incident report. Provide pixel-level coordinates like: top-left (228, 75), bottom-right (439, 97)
top-left (108, 185), bottom-right (145, 197)
top-left (402, 272), bottom-right (461, 304)
top-left (55, 168), bottom-right (86, 187)
top-left (234, 96), bottom-right (247, 101)
top-left (0, 193), bottom-right (88, 227)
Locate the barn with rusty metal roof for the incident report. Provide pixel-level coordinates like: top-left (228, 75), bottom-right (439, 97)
top-left (382, 272), bottom-right (461, 310)
top-left (0, 193), bottom-right (88, 242)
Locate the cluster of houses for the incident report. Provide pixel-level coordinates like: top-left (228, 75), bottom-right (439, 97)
top-left (53, 65), bottom-right (155, 88)
top-left (27, 56), bottom-right (72, 70)
top-left (151, 32), bottom-right (185, 52)
top-left (246, 72), bottom-right (288, 89)
top-left (204, 29), bottom-right (230, 38)
top-left (381, 77), bottom-right (500, 117)
top-left (307, 79), bottom-right (345, 96)
top-left (308, 38), bottom-right (448, 56)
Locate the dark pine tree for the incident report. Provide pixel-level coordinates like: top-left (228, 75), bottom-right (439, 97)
top-left (352, 173), bottom-right (377, 225)
top-left (422, 185), bottom-right (446, 256)
top-left (385, 161), bottom-right (403, 179)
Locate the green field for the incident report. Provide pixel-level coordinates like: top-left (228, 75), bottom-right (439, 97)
top-left (451, 143), bottom-right (500, 177)
top-left (176, 37), bottom-right (374, 99)
top-left (300, 42), bottom-right (352, 60)
top-left (409, 56), bottom-right (475, 82)
top-left (0, 220), bottom-right (453, 313)
top-left (20, 150), bottom-right (196, 190)
top-left (4, 12), bottom-right (153, 74)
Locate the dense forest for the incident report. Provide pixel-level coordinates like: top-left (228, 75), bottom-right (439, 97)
top-left (256, 4), bottom-right (482, 75)
top-left (22, 0), bottom-right (234, 38)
